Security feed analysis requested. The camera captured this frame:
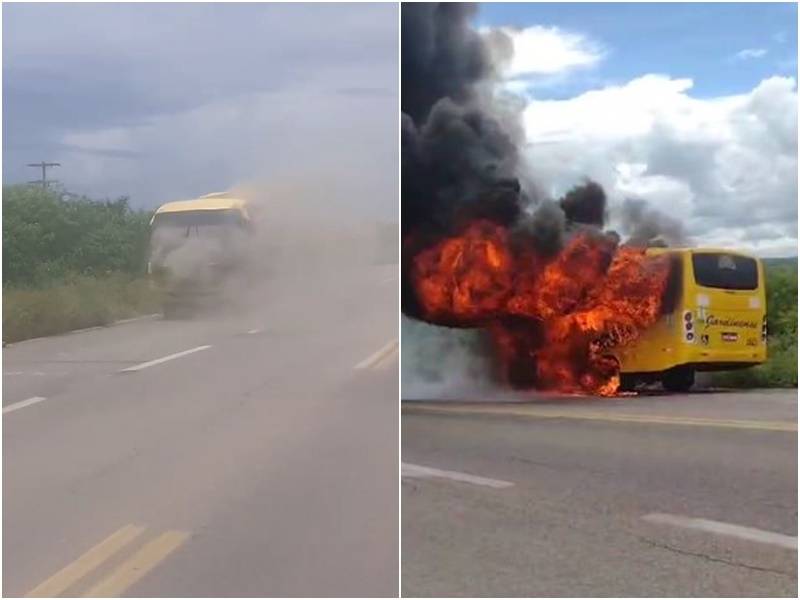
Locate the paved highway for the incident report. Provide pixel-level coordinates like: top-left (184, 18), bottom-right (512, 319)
top-left (4, 263), bottom-right (398, 597)
top-left (402, 390), bottom-right (797, 597)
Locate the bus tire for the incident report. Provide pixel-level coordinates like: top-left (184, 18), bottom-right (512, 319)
top-left (507, 358), bottom-right (537, 389)
top-left (162, 301), bottom-right (184, 320)
top-left (662, 367), bottom-right (695, 393)
top-left (619, 374), bottom-right (637, 392)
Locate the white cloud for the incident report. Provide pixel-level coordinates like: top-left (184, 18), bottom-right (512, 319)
top-left (735, 48), bottom-right (768, 60)
top-left (522, 75), bottom-right (798, 257)
top-left (490, 25), bottom-right (605, 77)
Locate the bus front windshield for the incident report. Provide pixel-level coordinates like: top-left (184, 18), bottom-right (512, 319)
top-left (150, 209), bottom-right (249, 264)
top-left (152, 209), bottom-right (245, 234)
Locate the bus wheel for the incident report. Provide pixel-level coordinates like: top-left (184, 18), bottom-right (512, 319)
top-left (162, 301), bottom-right (183, 320)
top-left (662, 367), bottom-right (695, 393)
top-left (619, 374), bottom-right (637, 392)
top-left (507, 357), bottom-right (538, 389)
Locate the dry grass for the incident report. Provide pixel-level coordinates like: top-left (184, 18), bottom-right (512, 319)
top-left (3, 274), bottom-right (162, 343)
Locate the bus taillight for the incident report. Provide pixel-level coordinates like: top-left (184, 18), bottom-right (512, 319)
top-left (683, 310), bottom-right (695, 343)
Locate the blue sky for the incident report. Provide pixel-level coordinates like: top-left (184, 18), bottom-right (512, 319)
top-left (471, 2), bottom-right (796, 256)
top-left (478, 2), bottom-right (797, 99)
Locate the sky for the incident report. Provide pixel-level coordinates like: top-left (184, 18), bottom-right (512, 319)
top-left (3, 2), bottom-right (797, 256)
top-left (478, 2), bottom-right (798, 257)
top-left (3, 3), bottom-right (398, 219)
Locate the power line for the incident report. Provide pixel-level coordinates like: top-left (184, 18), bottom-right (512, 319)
top-left (26, 161), bottom-right (61, 189)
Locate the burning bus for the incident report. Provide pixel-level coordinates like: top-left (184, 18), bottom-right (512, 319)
top-left (148, 192), bottom-right (253, 317)
top-left (400, 5), bottom-right (769, 397)
top-left (406, 220), bottom-right (768, 396)
top-left (613, 248), bottom-right (767, 392)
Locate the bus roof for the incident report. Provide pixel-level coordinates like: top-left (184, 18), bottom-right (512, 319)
top-left (644, 246), bottom-right (759, 260)
top-left (154, 193), bottom-right (248, 215)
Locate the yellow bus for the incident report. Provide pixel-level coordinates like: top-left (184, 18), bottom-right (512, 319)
top-left (615, 248), bottom-right (767, 392)
top-left (148, 192), bottom-right (253, 316)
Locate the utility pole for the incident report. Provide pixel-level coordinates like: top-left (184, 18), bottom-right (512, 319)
top-left (27, 161), bottom-right (60, 189)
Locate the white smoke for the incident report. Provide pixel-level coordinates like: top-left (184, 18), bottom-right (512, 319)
top-left (401, 316), bottom-right (502, 401)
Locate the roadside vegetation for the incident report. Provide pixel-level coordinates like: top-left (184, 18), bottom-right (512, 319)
top-left (3, 184), bottom-right (159, 343)
top-left (712, 261), bottom-right (797, 388)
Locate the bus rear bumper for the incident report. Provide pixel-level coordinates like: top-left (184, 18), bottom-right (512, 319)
top-left (619, 348), bottom-right (767, 376)
top-left (621, 358), bottom-right (765, 379)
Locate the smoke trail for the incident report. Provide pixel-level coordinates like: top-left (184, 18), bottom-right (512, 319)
top-left (402, 4), bottom-right (523, 238)
top-left (402, 3), bottom-right (498, 124)
top-left (619, 197), bottom-right (688, 248)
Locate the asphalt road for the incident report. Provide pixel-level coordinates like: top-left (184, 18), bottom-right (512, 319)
top-left (4, 263), bottom-right (398, 597)
top-left (402, 390), bottom-right (798, 597)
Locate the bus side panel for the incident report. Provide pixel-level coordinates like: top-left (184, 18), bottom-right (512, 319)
top-left (616, 252), bottom-right (690, 374)
top-left (616, 310), bottom-right (688, 374)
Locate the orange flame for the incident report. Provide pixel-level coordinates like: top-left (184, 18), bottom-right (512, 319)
top-left (409, 220), bottom-right (670, 396)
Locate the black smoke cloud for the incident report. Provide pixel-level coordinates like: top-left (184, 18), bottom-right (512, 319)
top-left (402, 3), bottom-right (495, 124)
top-left (619, 198), bottom-right (687, 248)
top-left (559, 180), bottom-right (606, 226)
top-left (401, 3), bottom-right (609, 234)
top-left (401, 3), bottom-right (675, 317)
top-left (402, 3), bottom-right (522, 242)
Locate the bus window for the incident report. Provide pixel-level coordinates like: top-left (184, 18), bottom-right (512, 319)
top-left (691, 253), bottom-right (758, 290)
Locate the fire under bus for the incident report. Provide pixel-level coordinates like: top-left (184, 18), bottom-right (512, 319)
top-left (612, 248), bottom-right (767, 392)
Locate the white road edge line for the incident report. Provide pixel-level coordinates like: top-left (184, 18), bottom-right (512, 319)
top-left (3, 396), bottom-right (47, 414)
top-left (4, 371), bottom-right (48, 376)
top-left (402, 462), bottom-right (514, 489)
top-left (354, 339), bottom-right (398, 370)
top-left (642, 513), bottom-right (797, 551)
top-left (374, 346), bottom-right (399, 370)
top-left (120, 345), bottom-right (212, 373)
top-left (247, 328), bottom-right (262, 335)
top-left (113, 314), bottom-right (162, 326)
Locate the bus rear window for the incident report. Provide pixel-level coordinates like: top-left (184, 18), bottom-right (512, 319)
top-left (691, 253), bottom-right (758, 290)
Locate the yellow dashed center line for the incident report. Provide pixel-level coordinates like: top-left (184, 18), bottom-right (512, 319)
top-left (83, 530), bottom-right (189, 597)
top-left (25, 525), bottom-right (145, 598)
top-left (24, 525), bottom-right (190, 598)
top-left (403, 403), bottom-right (797, 432)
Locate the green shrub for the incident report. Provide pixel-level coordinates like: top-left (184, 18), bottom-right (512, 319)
top-left (712, 335), bottom-right (797, 388)
top-left (2, 184), bottom-right (160, 342)
top-left (712, 262), bottom-right (797, 388)
top-left (2, 184), bottom-right (152, 287)
top-left (764, 264), bottom-right (797, 339)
